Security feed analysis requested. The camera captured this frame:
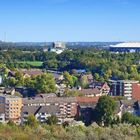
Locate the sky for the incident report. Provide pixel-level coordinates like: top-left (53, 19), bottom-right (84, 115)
top-left (0, 0), bottom-right (140, 42)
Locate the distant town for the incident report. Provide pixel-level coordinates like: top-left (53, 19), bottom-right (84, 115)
top-left (0, 41), bottom-right (140, 128)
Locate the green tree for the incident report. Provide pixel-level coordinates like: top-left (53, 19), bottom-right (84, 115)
top-left (79, 75), bottom-right (89, 88)
top-left (26, 115), bottom-right (39, 128)
top-left (122, 112), bottom-right (140, 125)
top-left (35, 73), bottom-right (56, 93)
top-left (47, 115), bottom-right (58, 125)
top-left (95, 96), bottom-right (116, 126)
top-left (63, 72), bottom-right (75, 87)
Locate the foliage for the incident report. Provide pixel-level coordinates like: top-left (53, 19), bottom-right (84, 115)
top-left (122, 112), bottom-right (140, 125)
top-left (35, 73), bottom-right (57, 93)
top-left (63, 71), bottom-right (77, 87)
top-left (47, 115), bottom-right (58, 125)
top-left (95, 96), bottom-right (116, 126)
top-left (18, 61), bottom-right (43, 67)
top-left (0, 123), bottom-right (139, 140)
top-left (2, 48), bottom-right (140, 82)
top-left (26, 115), bottom-right (39, 128)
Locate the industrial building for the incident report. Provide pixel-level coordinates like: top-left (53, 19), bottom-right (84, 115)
top-left (110, 42), bottom-right (140, 53)
top-left (49, 42), bottom-right (66, 54)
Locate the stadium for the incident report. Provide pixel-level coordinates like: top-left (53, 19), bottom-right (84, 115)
top-left (110, 42), bottom-right (140, 53)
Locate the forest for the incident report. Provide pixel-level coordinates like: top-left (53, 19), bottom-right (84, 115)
top-left (1, 47), bottom-right (140, 82)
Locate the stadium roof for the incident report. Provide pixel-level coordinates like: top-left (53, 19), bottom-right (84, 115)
top-left (111, 42), bottom-right (140, 48)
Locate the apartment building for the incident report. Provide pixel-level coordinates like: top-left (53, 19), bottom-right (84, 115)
top-left (0, 94), bottom-right (22, 123)
top-left (22, 97), bottom-right (77, 124)
top-left (109, 80), bottom-right (139, 99)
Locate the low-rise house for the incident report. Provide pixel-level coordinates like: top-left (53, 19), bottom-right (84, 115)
top-left (78, 88), bottom-right (101, 97)
top-left (0, 87), bottom-right (15, 95)
top-left (21, 69), bottom-right (43, 78)
top-left (116, 100), bottom-right (140, 118)
top-left (89, 82), bottom-right (110, 95)
top-left (8, 69), bottom-right (43, 78)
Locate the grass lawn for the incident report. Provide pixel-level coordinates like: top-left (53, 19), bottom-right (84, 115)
top-left (18, 61), bottom-right (43, 67)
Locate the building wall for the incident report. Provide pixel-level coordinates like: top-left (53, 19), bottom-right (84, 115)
top-left (132, 83), bottom-right (140, 100)
top-left (0, 96), bottom-right (5, 114)
top-left (110, 80), bottom-right (139, 99)
top-left (5, 97), bottom-right (22, 122)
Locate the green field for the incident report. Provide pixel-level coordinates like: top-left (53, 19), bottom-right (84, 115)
top-left (18, 61), bottom-right (43, 67)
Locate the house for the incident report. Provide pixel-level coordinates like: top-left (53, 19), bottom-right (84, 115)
top-left (21, 69), bottom-right (43, 78)
top-left (0, 87), bottom-right (15, 95)
top-left (8, 69), bottom-right (43, 78)
top-left (78, 88), bottom-right (101, 97)
top-left (89, 82), bottom-right (110, 95)
top-left (116, 100), bottom-right (140, 118)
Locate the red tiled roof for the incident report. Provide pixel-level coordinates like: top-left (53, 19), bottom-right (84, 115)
top-left (76, 97), bottom-right (99, 103)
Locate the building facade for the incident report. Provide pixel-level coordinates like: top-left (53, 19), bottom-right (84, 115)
top-left (22, 97), bottom-right (77, 124)
top-left (0, 95), bottom-right (22, 123)
top-left (109, 80), bottom-right (139, 99)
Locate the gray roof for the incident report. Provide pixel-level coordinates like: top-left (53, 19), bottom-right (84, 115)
top-left (23, 97), bottom-right (77, 105)
top-left (22, 105), bottom-right (59, 115)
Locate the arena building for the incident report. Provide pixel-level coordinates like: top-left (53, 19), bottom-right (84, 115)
top-left (110, 42), bottom-right (140, 53)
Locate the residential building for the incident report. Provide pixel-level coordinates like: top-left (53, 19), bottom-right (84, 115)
top-left (0, 87), bottom-right (15, 95)
top-left (109, 80), bottom-right (139, 99)
top-left (22, 97), bottom-right (77, 124)
top-left (0, 94), bottom-right (22, 123)
top-left (116, 100), bottom-right (140, 118)
top-left (132, 83), bottom-right (140, 100)
top-left (89, 82), bottom-right (110, 95)
top-left (78, 88), bottom-right (101, 97)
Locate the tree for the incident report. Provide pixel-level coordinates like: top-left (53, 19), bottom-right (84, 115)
top-left (95, 96), bottom-right (116, 126)
top-left (79, 75), bottom-right (89, 88)
top-left (63, 72), bottom-right (75, 87)
top-left (47, 115), bottom-right (58, 125)
top-left (35, 73), bottom-right (57, 93)
top-left (14, 71), bottom-right (24, 86)
top-left (122, 112), bottom-right (140, 125)
top-left (26, 115), bottom-right (39, 128)
top-left (94, 73), bottom-right (100, 81)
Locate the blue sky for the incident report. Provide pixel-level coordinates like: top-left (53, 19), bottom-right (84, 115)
top-left (0, 0), bottom-right (140, 42)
